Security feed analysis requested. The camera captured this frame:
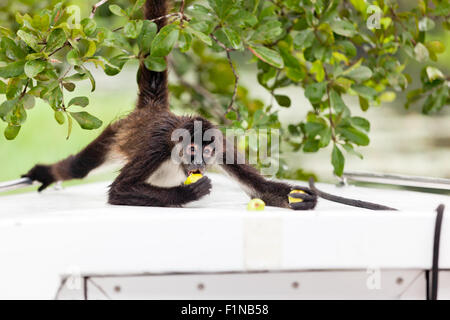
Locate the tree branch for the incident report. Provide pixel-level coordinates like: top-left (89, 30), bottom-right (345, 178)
top-left (90, 0), bottom-right (109, 19)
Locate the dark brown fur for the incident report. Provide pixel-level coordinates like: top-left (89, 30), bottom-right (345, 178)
top-left (23, 0), bottom-right (317, 210)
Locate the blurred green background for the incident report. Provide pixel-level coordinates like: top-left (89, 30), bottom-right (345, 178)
top-left (1, 0), bottom-right (449, 193)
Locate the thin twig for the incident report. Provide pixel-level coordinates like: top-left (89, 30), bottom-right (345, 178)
top-left (179, 0), bottom-right (186, 27)
top-left (19, 79), bottom-right (30, 99)
top-left (49, 41), bottom-right (69, 57)
top-left (90, 0), bottom-right (109, 19)
top-left (225, 51), bottom-right (239, 114)
top-left (210, 34), bottom-right (239, 114)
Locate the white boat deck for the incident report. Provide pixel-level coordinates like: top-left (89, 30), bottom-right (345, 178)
top-left (0, 173), bottom-right (449, 299)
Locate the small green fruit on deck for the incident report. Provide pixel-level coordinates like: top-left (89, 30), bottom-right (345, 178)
top-left (247, 198), bottom-right (265, 211)
top-left (288, 190), bottom-right (306, 204)
top-left (184, 173), bottom-right (203, 185)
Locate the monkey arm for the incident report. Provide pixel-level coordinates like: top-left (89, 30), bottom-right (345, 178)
top-left (220, 162), bottom-right (317, 210)
top-left (23, 125), bottom-right (117, 192)
top-left (108, 154), bottom-right (212, 207)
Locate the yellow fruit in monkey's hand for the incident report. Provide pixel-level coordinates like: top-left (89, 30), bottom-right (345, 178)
top-left (184, 173), bottom-right (203, 185)
top-left (288, 190), bottom-right (306, 203)
top-left (247, 198), bottom-right (265, 211)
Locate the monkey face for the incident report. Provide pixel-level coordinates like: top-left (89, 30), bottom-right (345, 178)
top-left (181, 142), bottom-right (216, 175)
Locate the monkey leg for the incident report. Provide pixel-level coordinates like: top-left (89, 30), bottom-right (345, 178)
top-left (23, 125), bottom-right (117, 192)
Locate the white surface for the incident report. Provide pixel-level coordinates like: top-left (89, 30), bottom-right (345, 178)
top-left (0, 173), bottom-right (449, 299)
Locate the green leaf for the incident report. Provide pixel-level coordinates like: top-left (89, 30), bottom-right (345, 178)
top-left (418, 17), bottom-right (435, 31)
top-left (337, 126), bottom-right (370, 146)
top-left (222, 27), bottom-right (241, 49)
top-left (0, 80), bottom-right (6, 93)
top-left (67, 49), bottom-right (80, 65)
top-left (331, 144), bottom-right (345, 176)
top-left (250, 20), bottom-right (282, 42)
top-left (275, 95), bottom-right (291, 107)
top-left (0, 99), bottom-right (18, 120)
top-left (329, 89), bottom-right (350, 116)
top-left (305, 82), bottom-right (327, 104)
top-left (311, 60), bottom-right (325, 82)
top-left (17, 30), bottom-right (40, 51)
top-left (24, 59), bottom-right (46, 78)
top-left (414, 43), bottom-right (429, 62)
top-left (359, 96), bottom-right (369, 111)
top-left (81, 18), bottom-right (97, 37)
top-left (426, 66), bottom-right (444, 81)
top-left (22, 94), bottom-right (35, 109)
top-left (178, 30), bottom-right (192, 52)
top-left (124, 20), bottom-right (143, 39)
top-left (4, 124), bottom-right (21, 140)
top-left (62, 82), bottom-right (76, 92)
top-left (109, 4), bottom-right (127, 17)
top-left (70, 111), bottom-right (102, 130)
top-left (352, 84), bottom-right (377, 100)
top-left (0, 61), bottom-right (26, 79)
top-left (248, 45), bottom-right (284, 69)
top-left (54, 110), bottom-right (65, 125)
top-left (68, 96), bottom-right (89, 108)
top-left (1, 38), bottom-right (26, 60)
top-left (46, 28), bottom-right (66, 52)
top-left (138, 20), bottom-right (157, 53)
top-left (343, 66), bottom-right (372, 82)
top-left (293, 29), bottom-right (315, 50)
top-left (151, 24), bottom-right (180, 57)
top-left (331, 20), bottom-right (356, 37)
top-left (144, 56), bottom-right (167, 72)
top-left (185, 26), bottom-right (212, 46)
top-left (350, 117), bottom-right (370, 132)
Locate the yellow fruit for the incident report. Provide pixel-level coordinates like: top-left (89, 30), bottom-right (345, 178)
top-left (247, 198), bottom-right (265, 211)
top-left (288, 190), bottom-right (306, 203)
top-left (184, 173), bottom-right (203, 185)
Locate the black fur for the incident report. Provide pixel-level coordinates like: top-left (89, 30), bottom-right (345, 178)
top-left (22, 165), bottom-right (54, 192)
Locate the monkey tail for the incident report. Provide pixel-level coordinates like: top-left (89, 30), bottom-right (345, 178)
top-left (137, 0), bottom-right (169, 110)
top-left (308, 178), bottom-right (398, 211)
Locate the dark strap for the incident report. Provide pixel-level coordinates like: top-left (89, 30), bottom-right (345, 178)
top-left (428, 204), bottom-right (445, 300)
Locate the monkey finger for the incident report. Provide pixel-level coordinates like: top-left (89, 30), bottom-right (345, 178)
top-left (290, 185), bottom-right (316, 196)
top-left (289, 200), bottom-right (317, 210)
top-left (38, 183), bottom-right (50, 192)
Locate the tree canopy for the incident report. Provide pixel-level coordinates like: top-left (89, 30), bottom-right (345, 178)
top-left (0, 0), bottom-right (449, 177)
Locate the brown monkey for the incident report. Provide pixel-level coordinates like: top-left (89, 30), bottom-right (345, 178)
top-left (23, 0), bottom-right (317, 210)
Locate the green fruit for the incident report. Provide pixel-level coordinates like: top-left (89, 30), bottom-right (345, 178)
top-left (247, 198), bottom-right (265, 211)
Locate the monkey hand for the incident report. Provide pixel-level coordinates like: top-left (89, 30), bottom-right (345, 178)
top-left (22, 164), bottom-right (56, 192)
top-left (288, 186), bottom-right (317, 210)
top-left (181, 176), bottom-right (212, 202)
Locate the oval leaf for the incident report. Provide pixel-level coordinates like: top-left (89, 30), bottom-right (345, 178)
top-left (248, 45), bottom-right (284, 69)
top-left (151, 24), bottom-right (180, 57)
top-left (70, 111), bottom-right (102, 130)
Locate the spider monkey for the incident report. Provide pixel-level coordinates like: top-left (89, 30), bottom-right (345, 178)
top-left (22, 0), bottom-right (317, 210)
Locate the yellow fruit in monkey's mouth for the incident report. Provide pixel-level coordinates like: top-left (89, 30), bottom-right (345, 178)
top-left (247, 198), bottom-right (265, 211)
top-left (184, 173), bottom-right (203, 185)
top-left (288, 190), bottom-right (306, 203)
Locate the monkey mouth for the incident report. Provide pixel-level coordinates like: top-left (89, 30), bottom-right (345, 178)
top-left (188, 169), bottom-right (203, 175)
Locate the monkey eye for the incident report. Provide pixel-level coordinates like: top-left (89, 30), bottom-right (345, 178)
top-left (203, 145), bottom-right (214, 158)
top-left (186, 143), bottom-right (198, 156)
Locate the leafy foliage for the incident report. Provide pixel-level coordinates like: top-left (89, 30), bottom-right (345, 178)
top-left (0, 0), bottom-right (449, 177)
